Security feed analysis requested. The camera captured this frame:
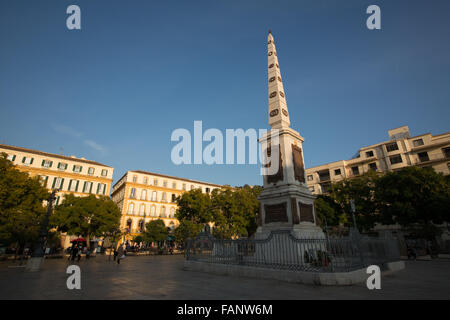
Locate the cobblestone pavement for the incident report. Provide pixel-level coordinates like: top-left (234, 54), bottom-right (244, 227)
top-left (0, 255), bottom-right (449, 299)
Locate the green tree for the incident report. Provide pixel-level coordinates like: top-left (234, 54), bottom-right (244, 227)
top-left (210, 185), bottom-right (261, 239)
top-left (174, 220), bottom-right (203, 244)
top-left (51, 194), bottom-right (121, 241)
top-left (314, 195), bottom-right (347, 229)
top-left (143, 219), bottom-right (168, 246)
top-left (0, 153), bottom-right (49, 249)
top-left (330, 170), bottom-right (380, 232)
top-left (375, 166), bottom-right (450, 228)
top-left (175, 188), bottom-right (212, 224)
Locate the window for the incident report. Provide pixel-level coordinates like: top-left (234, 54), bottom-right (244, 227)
top-left (39, 176), bottom-right (49, 187)
top-left (97, 183), bottom-right (106, 195)
top-left (22, 157), bottom-right (34, 165)
top-left (42, 160), bottom-right (53, 168)
top-left (144, 177), bottom-right (148, 184)
top-left (83, 181), bottom-right (93, 193)
top-left (141, 189), bottom-right (147, 200)
top-left (172, 182), bottom-right (177, 189)
top-left (139, 204), bottom-right (145, 216)
top-left (389, 155), bottom-right (403, 165)
top-left (386, 142), bottom-right (399, 152)
top-left (413, 139), bottom-right (424, 147)
top-left (160, 207), bottom-right (166, 218)
top-left (73, 165), bottom-right (82, 173)
top-left (68, 180), bottom-right (79, 192)
top-left (132, 176), bottom-right (137, 183)
top-left (171, 194), bottom-right (176, 202)
top-left (88, 167), bottom-right (95, 175)
top-left (365, 151), bottom-right (374, 158)
top-left (191, 185), bottom-right (195, 190)
top-left (161, 192), bottom-right (166, 202)
top-left (57, 162), bottom-right (68, 170)
top-left (163, 181), bottom-right (168, 188)
top-left (170, 207), bottom-right (175, 218)
top-left (369, 162), bottom-right (377, 171)
top-left (138, 220), bottom-right (145, 232)
top-left (101, 169), bottom-right (108, 177)
top-left (52, 177), bottom-right (64, 190)
top-left (205, 188), bottom-right (210, 193)
top-left (7, 154), bottom-right (16, 161)
top-left (182, 184), bottom-right (186, 191)
top-left (334, 169), bottom-right (341, 175)
top-left (126, 219), bottom-right (132, 230)
top-left (307, 175), bottom-right (313, 181)
top-left (443, 147), bottom-right (450, 158)
top-left (128, 203), bottom-right (134, 215)
top-left (130, 188), bottom-right (136, 199)
top-left (418, 152), bottom-right (429, 162)
top-left (152, 191), bottom-right (157, 201)
top-left (154, 179), bottom-right (158, 186)
top-left (150, 206), bottom-right (156, 217)
top-left (351, 166), bottom-right (359, 175)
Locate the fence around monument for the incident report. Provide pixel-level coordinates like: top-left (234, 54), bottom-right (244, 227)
top-left (185, 230), bottom-right (401, 273)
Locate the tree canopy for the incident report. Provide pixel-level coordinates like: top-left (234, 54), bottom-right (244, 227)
top-left (0, 153), bottom-right (49, 247)
top-left (143, 219), bottom-right (168, 244)
top-left (314, 166), bottom-right (450, 233)
top-left (51, 194), bottom-right (121, 238)
top-left (175, 185), bottom-right (262, 239)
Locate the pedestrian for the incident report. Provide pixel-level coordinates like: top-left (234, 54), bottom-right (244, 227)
top-left (86, 248), bottom-right (90, 260)
top-left (77, 245), bottom-right (82, 262)
top-left (113, 248), bottom-right (118, 261)
top-left (71, 246), bottom-right (78, 261)
top-left (117, 245), bottom-right (125, 264)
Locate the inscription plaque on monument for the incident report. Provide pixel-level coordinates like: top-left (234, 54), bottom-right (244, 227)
top-left (264, 202), bottom-right (288, 223)
top-left (266, 146), bottom-right (284, 184)
top-left (299, 202), bottom-right (314, 223)
top-left (292, 144), bottom-right (305, 183)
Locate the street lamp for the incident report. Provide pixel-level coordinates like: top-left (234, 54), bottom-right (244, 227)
top-left (26, 189), bottom-right (59, 271)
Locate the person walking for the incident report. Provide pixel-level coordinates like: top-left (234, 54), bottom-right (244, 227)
top-left (77, 245), bottom-right (82, 262)
top-left (71, 245), bottom-right (78, 261)
top-left (113, 248), bottom-right (118, 261)
top-left (117, 245), bottom-right (124, 264)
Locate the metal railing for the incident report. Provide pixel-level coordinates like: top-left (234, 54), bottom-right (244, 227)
top-left (185, 230), bottom-right (400, 273)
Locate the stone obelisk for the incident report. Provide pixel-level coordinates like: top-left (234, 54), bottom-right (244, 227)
top-left (256, 31), bottom-right (324, 239)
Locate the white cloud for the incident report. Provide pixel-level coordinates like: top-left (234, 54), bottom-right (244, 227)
top-left (52, 124), bottom-right (107, 155)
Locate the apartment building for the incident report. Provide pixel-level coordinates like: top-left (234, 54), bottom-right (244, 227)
top-left (111, 170), bottom-right (222, 236)
top-left (306, 126), bottom-right (450, 195)
top-left (0, 144), bottom-right (114, 203)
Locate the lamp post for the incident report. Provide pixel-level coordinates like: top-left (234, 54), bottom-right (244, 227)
top-left (26, 189), bottom-right (58, 271)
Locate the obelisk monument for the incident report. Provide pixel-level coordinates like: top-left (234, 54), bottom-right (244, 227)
top-left (256, 31), bottom-right (324, 239)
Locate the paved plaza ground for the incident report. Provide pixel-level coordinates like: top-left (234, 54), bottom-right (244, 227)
top-left (0, 255), bottom-right (449, 299)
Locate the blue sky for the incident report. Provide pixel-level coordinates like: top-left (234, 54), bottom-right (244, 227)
top-left (1, 0), bottom-right (449, 187)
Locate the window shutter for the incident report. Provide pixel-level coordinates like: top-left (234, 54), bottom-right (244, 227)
top-left (80, 166), bottom-right (83, 173)
top-left (52, 177), bottom-right (57, 189)
top-left (73, 165), bottom-right (76, 172)
top-left (97, 184), bottom-right (101, 194)
top-left (41, 160), bottom-right (45, 166)
top-left (30, 158), bottom-right (34, 165)
top-left (22, 157), bottom-right (26, 163)
top-left (89, 182), bottom-right (93, 194)
top-left (75, 180), bottom-right (79, 192)
top-left (68, 180), bottom-right (72, 192)
top-left (60, 178), bottom-right (65, 190)
top-left (49, 161), bottom-right (53, 167)
top-left (65, 163), bottom-right (68, 170)
top-left (103, 184), bottom-right (106, 195)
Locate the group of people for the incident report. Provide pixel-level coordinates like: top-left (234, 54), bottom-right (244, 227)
top-left (69, 244), bottom-right (91, 262)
